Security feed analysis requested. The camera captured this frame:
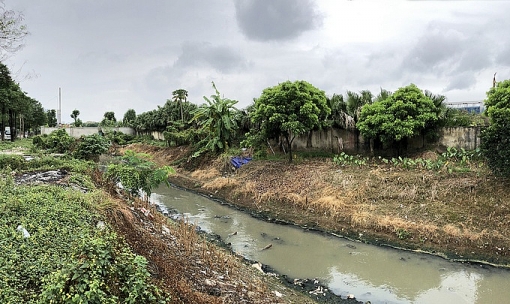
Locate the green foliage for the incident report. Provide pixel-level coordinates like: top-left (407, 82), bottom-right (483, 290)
top-left (105, 150), bottom-right (174, 198)
top-left (357, 84), bottom-right (438, 152)
top-left (0, 154), bottom-right (24, 169)
top-left (39, 232), bottom-right (165, 304)
top-left (0, 181), bottom-right (97, 303)
top-left (250, 80), bottom-right (330, 162)
top-left (32, 129), bottom-right (74, 153)
top-left (101, 111), bottom-right (117, 127)
top-left (442, 108), bottom-right (489, 127)
top-left (332, 148), bottom-right (483, 173)
top-left (332, 152), bottom-right (369, 167)
top-left (190, 82), bottom-right (239, 156)
top-left (122, 109), bottom-right (137, 127)
top-left (106, 131), bottom-right (136, 146)
top-left (163, 123), bottom-right (204, 147)
top-left (0, 158), bottom-right (166, 303)
top-left (46, 110), bottom-right (58, 127)
top-left (481, 79), bottom-right (510, 177)
top-left (73, 134), bottom-right (110, 160)
top-left (70, 109), bottom-right (80, 125)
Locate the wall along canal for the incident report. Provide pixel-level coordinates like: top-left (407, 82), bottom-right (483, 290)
top-left (152, 186), bottom-right (510, 304)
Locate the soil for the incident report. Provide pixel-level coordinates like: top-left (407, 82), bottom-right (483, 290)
top-left (123, 144), bottom-right (510, 268)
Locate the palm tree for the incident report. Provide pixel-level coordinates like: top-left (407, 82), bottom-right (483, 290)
top-left (374, 88), bottom-right (392, 102)
top-left (70, 109), bottom-right (80, 125)
top-left (172, 89), bottom-right (188, 122)
top-left (346, 90), bottom-right (373, 150)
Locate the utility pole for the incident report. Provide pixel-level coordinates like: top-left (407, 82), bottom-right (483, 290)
top-left (57, 87), bottom-right (62, 126)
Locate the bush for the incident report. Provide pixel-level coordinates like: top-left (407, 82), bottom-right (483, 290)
top-left (74, 134), bottom-right (110, 161)
top-left (33, 129), bottom-right (75, 153)
top-left (39, 232), bottom-right (166, 304)
top-left (481, 79), bottom-right (510, 177)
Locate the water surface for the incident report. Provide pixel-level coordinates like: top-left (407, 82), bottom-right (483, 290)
top-left (152, 186), bottom-right (510, 304)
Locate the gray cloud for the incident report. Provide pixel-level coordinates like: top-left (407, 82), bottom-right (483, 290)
top-left (174, 42), bottom-right (248, 73)
top-left (445, 72), bottom-right (477, 91)
top-left (234, 0), bottom-right (322, 41)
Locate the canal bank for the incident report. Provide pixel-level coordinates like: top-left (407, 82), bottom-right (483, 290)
top-left (123, 143), bottom-right (510, 267)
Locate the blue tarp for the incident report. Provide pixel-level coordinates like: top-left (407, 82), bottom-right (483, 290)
top-left (231, 156), bottom-right (252, 169)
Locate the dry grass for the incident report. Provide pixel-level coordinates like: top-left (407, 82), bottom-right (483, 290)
top-left (202, 176), bottom-right (240, 190)
top-left (191, 168), bottom-right (221, 180)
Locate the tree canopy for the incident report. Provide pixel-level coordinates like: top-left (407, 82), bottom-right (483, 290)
top-left (481, 79), bottom-right (510, 177)
top-left (357, 84), bottom-right (438, 154)
top-left (0, 2), bottom-right (28, 58)
top-left (250, 80), bottom-right (330, 162)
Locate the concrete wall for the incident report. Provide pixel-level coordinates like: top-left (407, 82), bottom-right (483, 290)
top-left (291, 126), bottom-right (482, 154)
top-left (41, 127), bottom-right (136, 138)
top-left (41, 126), bottom-right (483, 153)
top-left (438, 127), bottom-right (481, 150)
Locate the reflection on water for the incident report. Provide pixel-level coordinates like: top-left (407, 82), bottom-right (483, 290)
top-left (152, 186), bottom-right (510, 304)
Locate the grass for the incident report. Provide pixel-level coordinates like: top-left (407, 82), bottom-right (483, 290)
top-left (0, 138), bottom-right (33, 151)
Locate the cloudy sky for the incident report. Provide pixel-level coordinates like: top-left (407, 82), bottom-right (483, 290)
top-left (4, 0), bottom-right (510, 123)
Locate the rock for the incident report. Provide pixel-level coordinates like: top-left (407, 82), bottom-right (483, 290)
top-left (262, 243), bottom-right (272, 250)
top-left (273, 290), bottom-right (283, 297)
top-left (17, 225), bottom-right (30, 238)
top-left (96, 221), bottom-right (106, 230)
top-left (252, 262), bottom-right (264, 273)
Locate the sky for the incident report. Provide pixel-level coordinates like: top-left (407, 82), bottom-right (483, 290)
top-left (4, 0), bottom-right (510, 123)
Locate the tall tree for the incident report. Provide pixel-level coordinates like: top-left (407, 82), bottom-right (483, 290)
top-left (70, 109), bottom-right (80, 125)
top-left (101, 111), bottom-right (116, 127)
top-left (346, 90), bottom-right (373, 150)
top-left (122, 108), bottom-right (136, 127)
top-left (357, 84), bottom-right (438, 156)
top-left (172, 89), bottom-right (188, 122)
top-left (46, 109), bottom-right (57, 127)
top-left (0, 61), bottom-right (12, 140)
top-left (251, 80), bottom-right (330, 162)
top-left (481, 79), bottom-right (510, 177)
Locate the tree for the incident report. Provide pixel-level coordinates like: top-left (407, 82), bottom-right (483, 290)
top-left (101, 111), bottom-right (116, 127)
top-left (251, 80), bottom-right (330, 162)
top-left (357, 84), bottom-right (438, 155)
top-left (24, 97), bottom-right (46, 134)
top-left (122, 109), bottom-right (136, 127)
top-left (190, 82), bottom-right (239, 154)
top-left (172, 89), bottom-right (188, 122)
top-left (327, 93), bottom-right (350, 129)
top-left (481, 79), bottom-right (510, 177)
top-left (46, 109), bottom-right (57, 127)
top-left (0, 2), bottom-right (28, 58)
top-left (70, 109), bottom-right (80, 126)
top-left (346, 90), bottom-right (373, 150)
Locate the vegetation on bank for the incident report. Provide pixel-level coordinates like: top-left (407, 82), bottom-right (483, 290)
top-left (1, 138), bottom-right (316, 303)
top-left (0, 153), bottom-right (167, 303)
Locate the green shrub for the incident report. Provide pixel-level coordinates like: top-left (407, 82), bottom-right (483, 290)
top-left (105, 150), bottom-right (174, 198)
top-left (39, 232), bottom-right (166, 304)
top-left (0, 154), bottom-right (24, 170)
top-left (74, 134), bottom-right (110, 161)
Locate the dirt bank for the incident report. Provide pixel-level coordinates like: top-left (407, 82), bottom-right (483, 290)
top-left (124, 144), bottom-right (510, 268)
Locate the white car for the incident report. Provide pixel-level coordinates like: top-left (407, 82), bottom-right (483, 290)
top-left (3, 129), bottom-right (11, 140)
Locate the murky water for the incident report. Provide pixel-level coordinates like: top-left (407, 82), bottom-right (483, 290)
top-left (152, 186), bottom-right (510, 304)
